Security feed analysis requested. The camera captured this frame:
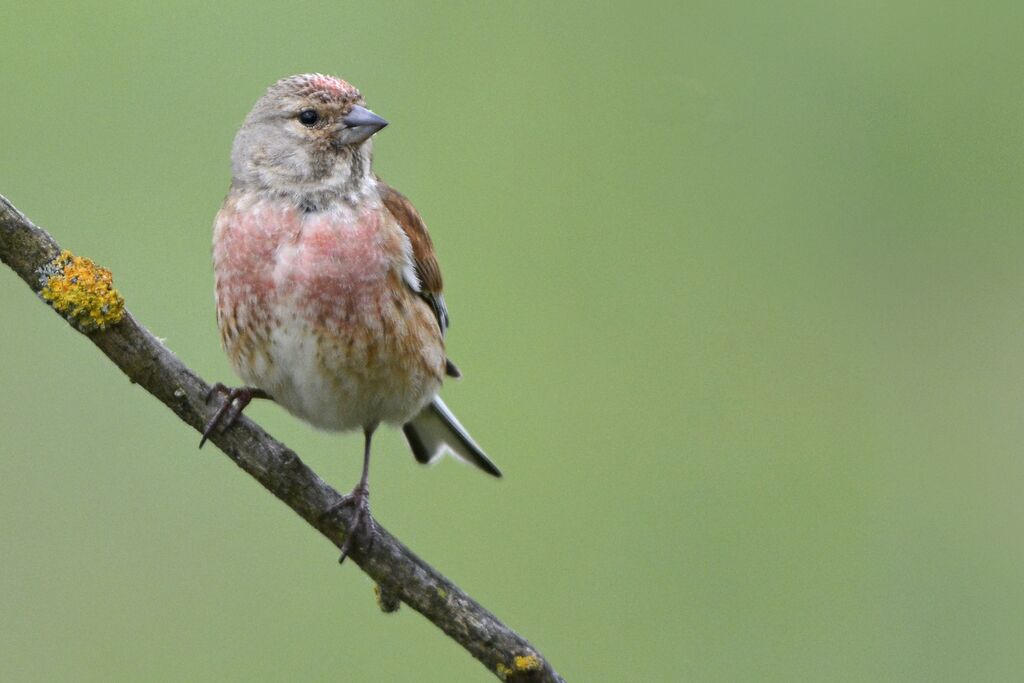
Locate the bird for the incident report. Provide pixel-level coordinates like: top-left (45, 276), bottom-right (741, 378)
top-left (202, 73), bottom-right (501, 562)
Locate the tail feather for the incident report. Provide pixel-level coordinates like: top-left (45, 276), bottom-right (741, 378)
top-left (403, 396), bottom-right (502, 477)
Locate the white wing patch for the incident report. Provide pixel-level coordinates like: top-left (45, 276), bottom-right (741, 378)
top-left (398, 228), bottom-right (421, 293)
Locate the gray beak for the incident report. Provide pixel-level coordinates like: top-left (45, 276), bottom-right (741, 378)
top-left (339, 105), bottom-right (388, 145)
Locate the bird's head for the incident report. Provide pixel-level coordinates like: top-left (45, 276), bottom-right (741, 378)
top-left (230, 73), bottom-right (388, 207)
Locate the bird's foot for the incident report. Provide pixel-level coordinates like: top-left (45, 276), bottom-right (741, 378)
top-left (322, 485), bottom-right (373, 564)
top-left (199, 384), bottom-right (268, 448)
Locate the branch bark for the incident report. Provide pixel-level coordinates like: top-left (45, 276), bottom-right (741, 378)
top-left (0, 193), bottom-right (563, 683)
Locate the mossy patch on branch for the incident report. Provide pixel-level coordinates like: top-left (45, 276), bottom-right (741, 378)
top-left (38, 250), bottom-right (124, 332)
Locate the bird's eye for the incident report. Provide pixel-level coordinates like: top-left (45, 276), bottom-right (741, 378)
top-left (298, 109), bottom-right (319, 126)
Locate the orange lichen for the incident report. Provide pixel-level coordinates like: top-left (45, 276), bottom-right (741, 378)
top-left (38, 250), bottom-right (124, 331)
top-left (513, 655), bottom-right (541, 671)
top-left (496, 654), bottom-right (542, 679)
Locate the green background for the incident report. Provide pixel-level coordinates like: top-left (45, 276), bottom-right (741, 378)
top-left (2, 2), bottom-right (1023, 681)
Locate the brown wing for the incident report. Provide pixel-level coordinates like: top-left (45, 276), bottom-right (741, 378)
top-left (379, 179), bottom-right (456, 338)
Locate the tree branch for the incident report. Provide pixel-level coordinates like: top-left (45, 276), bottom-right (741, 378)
top-left (0, 193), bottom-right (563, 683)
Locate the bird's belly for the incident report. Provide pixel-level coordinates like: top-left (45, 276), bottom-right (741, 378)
top-left (222, 280), bottom-right (444, 432)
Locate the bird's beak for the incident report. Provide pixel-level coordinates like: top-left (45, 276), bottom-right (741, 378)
top-left (338, 105), bottom-right (388, 145)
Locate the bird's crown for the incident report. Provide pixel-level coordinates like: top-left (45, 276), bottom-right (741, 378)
top-left (268, 73), bottom-right (362, 104)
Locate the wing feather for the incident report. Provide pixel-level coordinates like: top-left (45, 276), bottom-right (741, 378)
top-left (379, 180), bottom-right (454, 343)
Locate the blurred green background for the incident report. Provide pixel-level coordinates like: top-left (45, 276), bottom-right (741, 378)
top-left (2, 2), bottom-right (1023, 681)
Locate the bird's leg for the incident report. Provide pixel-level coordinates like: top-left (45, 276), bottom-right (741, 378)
top-left (199, 383), bottom-right (271, 448)
top-left (332, 426), bottom-right (377, 564)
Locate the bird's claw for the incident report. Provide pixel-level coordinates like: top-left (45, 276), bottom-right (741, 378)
top-left (199, 385), bottom-right (261, 448)
top-left (324, 486), bottom-right (373, 564)
top-left (205, 382), bottom-right (230, 403)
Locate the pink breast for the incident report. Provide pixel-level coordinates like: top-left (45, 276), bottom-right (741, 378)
top-left (214, 200), bottom-right (297, 305)
top-left (289, 209), bottom-right (387, 293)
top-left (215, 199), bottom-right (395, 333)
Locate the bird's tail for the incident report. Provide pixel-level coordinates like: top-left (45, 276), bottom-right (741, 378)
top-left (402, 396), bottom-right (502, 477)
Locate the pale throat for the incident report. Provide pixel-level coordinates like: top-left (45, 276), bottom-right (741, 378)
top-left (260, 144), bottom-right (378, 212)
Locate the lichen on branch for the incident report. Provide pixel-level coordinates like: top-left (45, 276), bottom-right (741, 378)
top-left (497, 654), bottom-right (544, 680)
top-left (38, 249), bottom-right (124, 331)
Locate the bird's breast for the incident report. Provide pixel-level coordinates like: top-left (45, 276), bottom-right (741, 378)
top-left (214, 196), bottom-right (396, 328)
top-left (212, 194), bottom-right (443, 431)
top-left (272, 206), bottom-right (392, 326)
